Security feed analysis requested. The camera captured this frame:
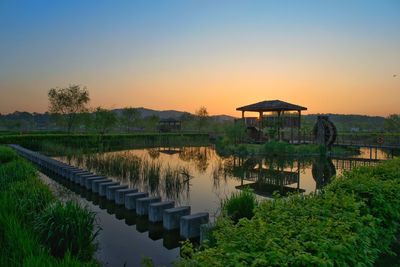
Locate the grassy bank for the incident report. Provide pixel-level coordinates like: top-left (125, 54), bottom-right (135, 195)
top-left (216, 140), bottom-right (358, 157)
top-left (177, 157), bottom-right (400, 266)
top-left (0, 133), bottom-right (209, 156)
top-left (0, 146), bottom-right (98, 266)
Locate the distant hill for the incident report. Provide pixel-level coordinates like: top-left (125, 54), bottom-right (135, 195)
top-left (113, 107), bottom-right (236, 122)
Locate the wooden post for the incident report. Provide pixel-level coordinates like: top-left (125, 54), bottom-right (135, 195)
top-left (259, 111), bottom-right (263, 141)
top-left (277, 111), bottom-right (281, 141)
top-left (298, 110), bottom-right (301, 144)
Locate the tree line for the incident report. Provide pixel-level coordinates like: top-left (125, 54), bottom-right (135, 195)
top-left (0, 85), bottom-right (212, 133)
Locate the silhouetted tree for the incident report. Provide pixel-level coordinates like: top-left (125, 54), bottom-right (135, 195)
top-left (92, 107), bottom-right (117, 135)
top-left (48, 85), bottom-right (90, 133)
top-left (195, 106), bottom-right (209, 132)
top-left (120, 107), bottom-right (141, 132)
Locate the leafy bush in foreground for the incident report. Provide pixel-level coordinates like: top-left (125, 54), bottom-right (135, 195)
top-left (177, 158), bottom-right (400, 266)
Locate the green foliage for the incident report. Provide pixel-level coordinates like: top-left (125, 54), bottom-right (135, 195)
top-left (0, 147), bottom-right (99, 266)
top-left (0, 145), bottom-right (17, 164)
top-left (222, 188), bottom-right (258, 223)
top-left (120, 107), bottom-right (141, 132)
top-left (0, 158), bottom-right (37, 192)
top-left (48, 85), bottom-right (90, 132)
top-left (92, 107), bottom-right (118, 135)
top-left (224, 123), bottom-right (247, 145)
top-left (384, 114), bottom-right (400, 132)
top-left (0, 133), bottom-right (209, 154)
top-left (34, 201), bottom-right (99, 260)
top-left (176, 158), bottom-right (400, 267)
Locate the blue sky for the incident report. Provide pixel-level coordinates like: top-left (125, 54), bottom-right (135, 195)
top-left (0, 0), bottom-right (399, 115)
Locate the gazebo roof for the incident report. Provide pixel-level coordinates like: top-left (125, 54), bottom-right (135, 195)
top-left (236, 100), bottom-right (307, 112)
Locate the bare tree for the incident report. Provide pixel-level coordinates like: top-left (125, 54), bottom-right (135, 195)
top-left (48, 85), bottom-right (90, 133)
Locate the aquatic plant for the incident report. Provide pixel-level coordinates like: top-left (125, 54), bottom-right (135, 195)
top-left (222, 188), bottom-right (258, 223)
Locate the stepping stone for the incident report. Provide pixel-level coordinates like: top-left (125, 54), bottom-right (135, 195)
top-left (115, 188), bottom-right (138, 205)
top-left (163, 206), bottom-right (191, 230)
top-left (125, 192), bottom-right (148, 210)
top-left (180, 212), bottom-right (209, 239)
top-left (149, 201), bottom-right (175, 222)
top-left (136, 196), bottom-right (161, 216)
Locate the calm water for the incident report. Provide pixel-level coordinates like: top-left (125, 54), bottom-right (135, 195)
top-left (52, 146), bottom-right (391, 266)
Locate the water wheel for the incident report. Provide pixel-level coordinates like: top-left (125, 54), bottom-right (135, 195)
top-left (313, 116), bottom-right (337, 148)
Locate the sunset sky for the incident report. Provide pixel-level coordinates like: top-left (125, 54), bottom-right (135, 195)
top-left (0, 0), bottom-right (399, 117)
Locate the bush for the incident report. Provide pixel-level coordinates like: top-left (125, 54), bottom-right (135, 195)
top-left (0, 146), bottom-right (18, 164)
top-left (222, 189), bottom-right (258, 223)
top-left (34, 201), bottom-right (99, 260)
top-left (177, 158), bottom-right (400, 266)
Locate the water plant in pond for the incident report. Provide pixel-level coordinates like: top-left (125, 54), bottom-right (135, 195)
top-left (68, 151), bottom-right (192, 201)
top-left (142, 159), bottom-right (162, 193)
top-left (222, 188), bottom-right (258, 223)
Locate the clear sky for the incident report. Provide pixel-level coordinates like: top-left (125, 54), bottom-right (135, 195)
top-left (0, 0), bottom-right (399, 116)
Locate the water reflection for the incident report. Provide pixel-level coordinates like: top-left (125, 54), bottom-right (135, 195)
top-left (59, 146), bottom-right (388, 216)
top-left (42, 169), bottom-right (183, 251)
top-left (312, 157), bottom-right (336, 190)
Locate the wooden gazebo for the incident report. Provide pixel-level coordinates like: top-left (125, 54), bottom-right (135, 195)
top-left (236, 100), bottom-right (307, 142)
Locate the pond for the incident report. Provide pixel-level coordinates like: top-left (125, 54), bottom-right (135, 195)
top-left (52, 146), bottom-right (391, 266)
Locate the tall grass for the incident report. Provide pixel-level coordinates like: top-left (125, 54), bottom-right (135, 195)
top-left (222, 188), bottom-right (258, 223)
top-left (0, 146), bottom-right (18, 163)
top-left (0, 145), bottom-right (99, 266)
top-left (34, 201), bottom-right (99, 260)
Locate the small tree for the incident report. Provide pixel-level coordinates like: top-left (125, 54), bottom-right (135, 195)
top-left (92, 107), bottom-right (117, 135)
top-left (225, 122), bottom-right (247, 145)
top-left (48, 85), bottom-right (90, 133)
top-left (195, 106), bottom-right (209, 132)
top-left (120, 107), bottom-right (141, 132)
top-left (142, 115), bottom-right (159, 131)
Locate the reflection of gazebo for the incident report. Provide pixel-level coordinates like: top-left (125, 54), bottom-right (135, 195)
top-left (236, 100), bottom-right (307, 142)
top-left (233, 157), bottom-right (305, 197)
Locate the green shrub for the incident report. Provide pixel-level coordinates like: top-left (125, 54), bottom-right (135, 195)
top-left (222, 189), bottom-right (257, 223)
top-left (177, 158), bottom-right (400, 266)
top-left (34, 201), bottom-right (99, 260)
top-left (0, 146), bottom-right (18, 164)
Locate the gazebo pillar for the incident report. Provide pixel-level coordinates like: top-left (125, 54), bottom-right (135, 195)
top-left (258, 111), bottom-right (263, 140)
top-left (277, 111), bottom-right (281, 141)
top-left (298, 110), bottom-right (301, 144)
